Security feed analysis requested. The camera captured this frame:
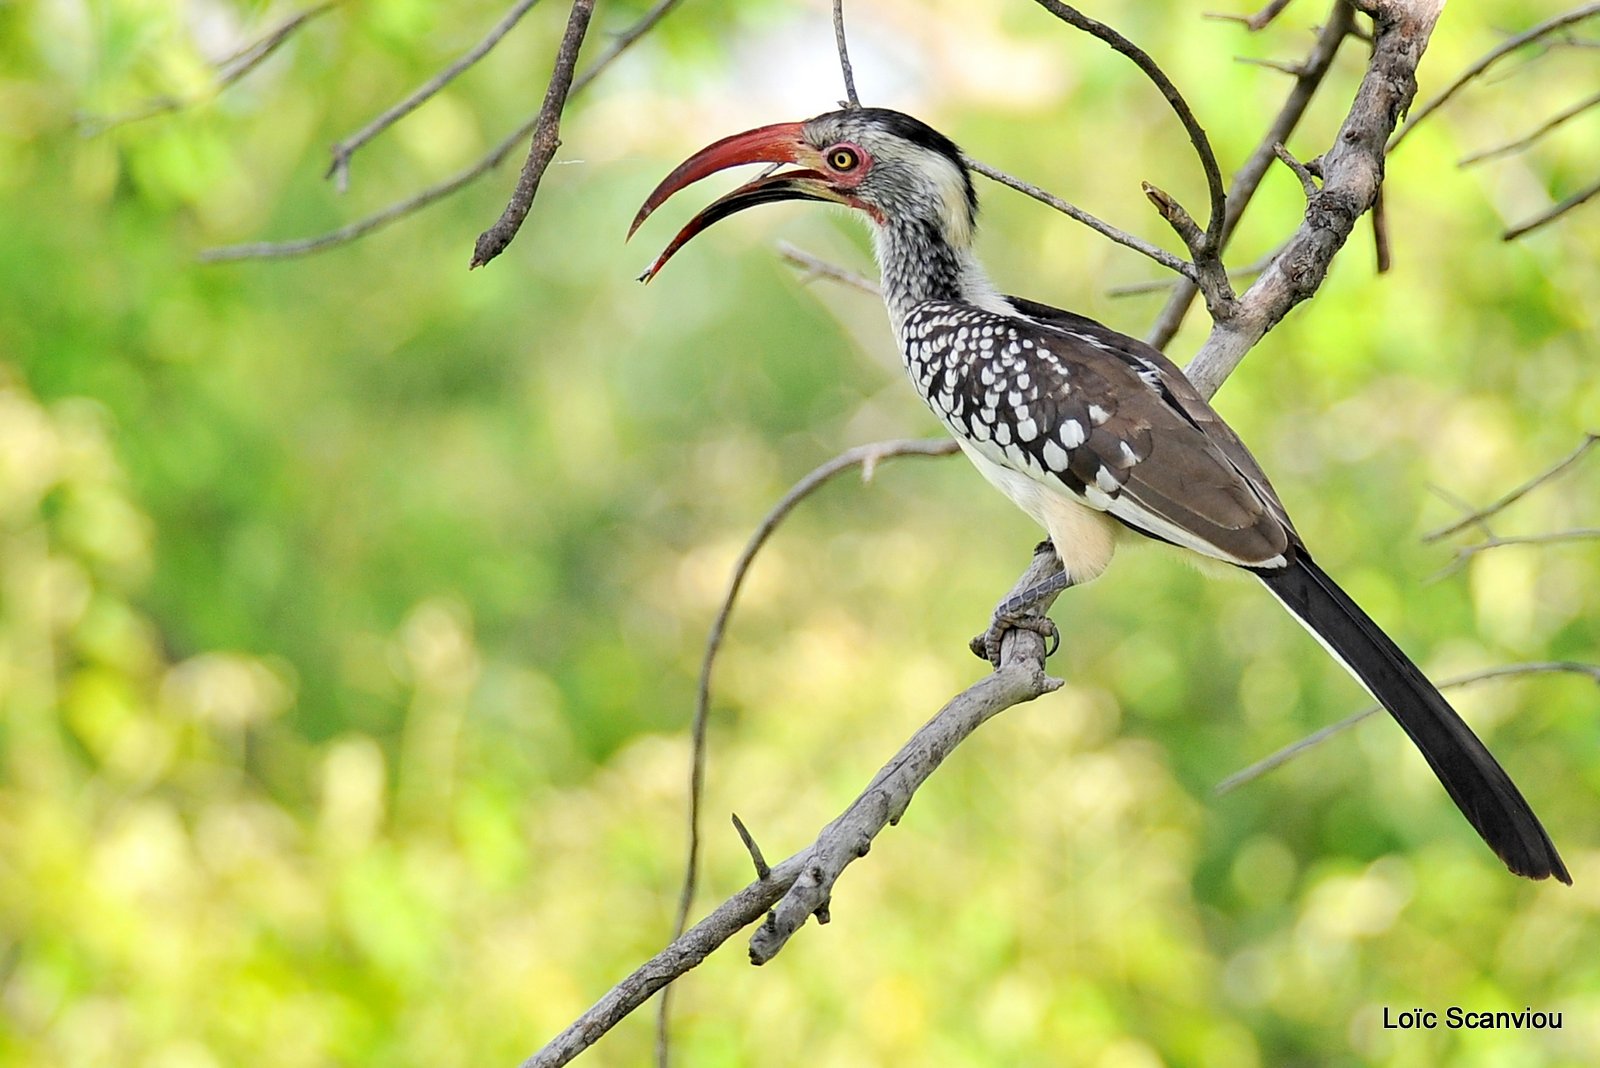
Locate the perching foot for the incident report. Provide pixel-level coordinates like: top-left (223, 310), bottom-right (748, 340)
top-left (968, 567), bottom-right (1071, 668)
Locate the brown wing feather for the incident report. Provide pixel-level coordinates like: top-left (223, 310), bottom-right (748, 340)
top-left (1004, 296), bottom-right (1298, 539)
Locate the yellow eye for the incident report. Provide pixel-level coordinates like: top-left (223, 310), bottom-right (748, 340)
top-left (829, 147), bottom-right (860, 171)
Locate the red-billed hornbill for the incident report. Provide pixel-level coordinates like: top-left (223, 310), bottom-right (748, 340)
top-left (630, 106), bottom-right (1568, 884)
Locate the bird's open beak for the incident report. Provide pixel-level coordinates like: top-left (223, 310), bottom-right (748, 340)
top-left (629, 120), bottom-right (855, 282)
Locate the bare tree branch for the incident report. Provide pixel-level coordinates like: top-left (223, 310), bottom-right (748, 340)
top-left (1184, 0), bottom-right (1440, 399)
top-left (1390, 3), bottom-right (1600, 151)
top-left (1504, 176), bottom-right (1600, 240)
top-left (654, 436), bottom-right (955, 1066)
top-left (1147, 0), bottom-right (1351, 349)
top-left (1461, 90), bottom-right (1600, 167)
top-left (77, 1), bottom-right (339, 135)
top-left (833, 0), bottom-right (861, 108)
top-left (471, 0), bottom-right (596, 268)
top-left (326, 0), bottom-right (545, 193)
top-left (967, 158), bottom-right (1199, 281)
top-left (201, 0), bottom-right (685, 262)
top-left (1216, 661), bottom-right (1600, 794)
top-left (523, 550), bottom-right (1063, 1068)
top-left (1424, 432), bottom-right (1599, 541)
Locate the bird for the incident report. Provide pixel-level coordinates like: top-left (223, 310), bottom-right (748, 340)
top-left (628, 106), bottom-right (1569, 884)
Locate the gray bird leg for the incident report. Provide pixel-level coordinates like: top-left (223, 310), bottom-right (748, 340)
top-left (969, 541), bottom-right (1073, 667)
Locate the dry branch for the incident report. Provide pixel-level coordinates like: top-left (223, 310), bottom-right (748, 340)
top-left (1505, 177), bottom-right (1600, 240)
top-left (525, 549), bottom-right (1063, 1068)
top-left (1460, 90), bottom-right (1600, 167)
top-left (1029, 0), bottom-right (1228, 257)
top-left (832, 0), bottom-right (861, 108)
top-left (471, 0), bottom-right (596, 267)
top-left (1424, 433), bottom-right (1598, 541)
top-left (202, 0), bottom-right (686, 262)
top-left (654, 437), bottom-right (955, 1065)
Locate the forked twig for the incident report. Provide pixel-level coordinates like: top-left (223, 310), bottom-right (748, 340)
top-left (327, 0), bottom-right (546, 192)
top-left (1216, 662), bottom-right (1600, 794)
top-left (1424, 433), bottom-right (1599, 541)
top-left (77, 1), bottom-right (339, 135)
top-left (202, 0), bottom-right (686, 262)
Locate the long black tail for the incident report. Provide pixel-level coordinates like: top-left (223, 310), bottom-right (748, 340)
top-left (1258, 552), bottom-right (1569, 884)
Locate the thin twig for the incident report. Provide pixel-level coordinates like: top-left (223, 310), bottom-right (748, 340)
top-left (327, 0), bottom-right (545, 192)
top-left (775, 241), bottom-right (881, 294)
top-left (77, 1), bottom-right (338, 135)
top-left (1371, 183), bottom-right (1391, 273)
top-left (1030, 0), bottom-right (1227, 257)
top-left (202, 0), bottom-right (686, 262)
top-left (1205, 0), bottom-right (1297, 32)
top-left (1424, 433), bottom-right (1599, 541)
top-left (832, 0), bottom-right (861, 107)
top-left (1106, 247), bottom-right (1277, 297)
top-left (1390, 3), bottom-right (1600, 152)
top-left (1460, 90), bottom-right (1600, 168)
top-left (653, 437), bottom-right (956, 1066)
top-left (526, 548), bottom-right (1060, 1068)
top-left (967, 158), bottom-right (1198, 281)
top-left (1147, 0), bottom-right (1351, 349)
top-left (1216, 661), bottom-right (1600, 794)
top-left (1504, 176), bottom-right (1600, 240)
top-left (1273, 141), bottom-right (1320, 197)
top-left (471, 0), bottom-right (596, 267)
top-left (1431, 529), bottom-right (1600, 581)
top-left (729, 814), bottom-right (771, 879)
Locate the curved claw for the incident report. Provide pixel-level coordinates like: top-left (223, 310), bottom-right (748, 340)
top-left (969, 612), bottom-right (1060, 669)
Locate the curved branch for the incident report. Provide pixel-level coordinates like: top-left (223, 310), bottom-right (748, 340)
top-left (655, 437), bottom-right (955, 1063)
top-left (1029, 0), bottom-right (1228, 257)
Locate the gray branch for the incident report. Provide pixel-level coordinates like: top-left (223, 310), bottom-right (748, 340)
top-left (522, 551), bottom-right (1063, 1068)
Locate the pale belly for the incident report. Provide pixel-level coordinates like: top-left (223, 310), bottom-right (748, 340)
top-left (954, 439), bottom-right (1119, 584)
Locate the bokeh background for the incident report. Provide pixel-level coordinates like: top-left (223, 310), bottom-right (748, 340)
top-left (3, 1), bottom-right (1598, 1064)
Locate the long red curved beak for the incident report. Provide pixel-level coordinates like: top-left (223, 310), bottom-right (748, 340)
top-left (630, 121), bottom-right (844, 282)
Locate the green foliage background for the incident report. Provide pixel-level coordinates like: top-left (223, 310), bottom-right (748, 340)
top-left (2, 1), bottom-right (1597, 1064)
